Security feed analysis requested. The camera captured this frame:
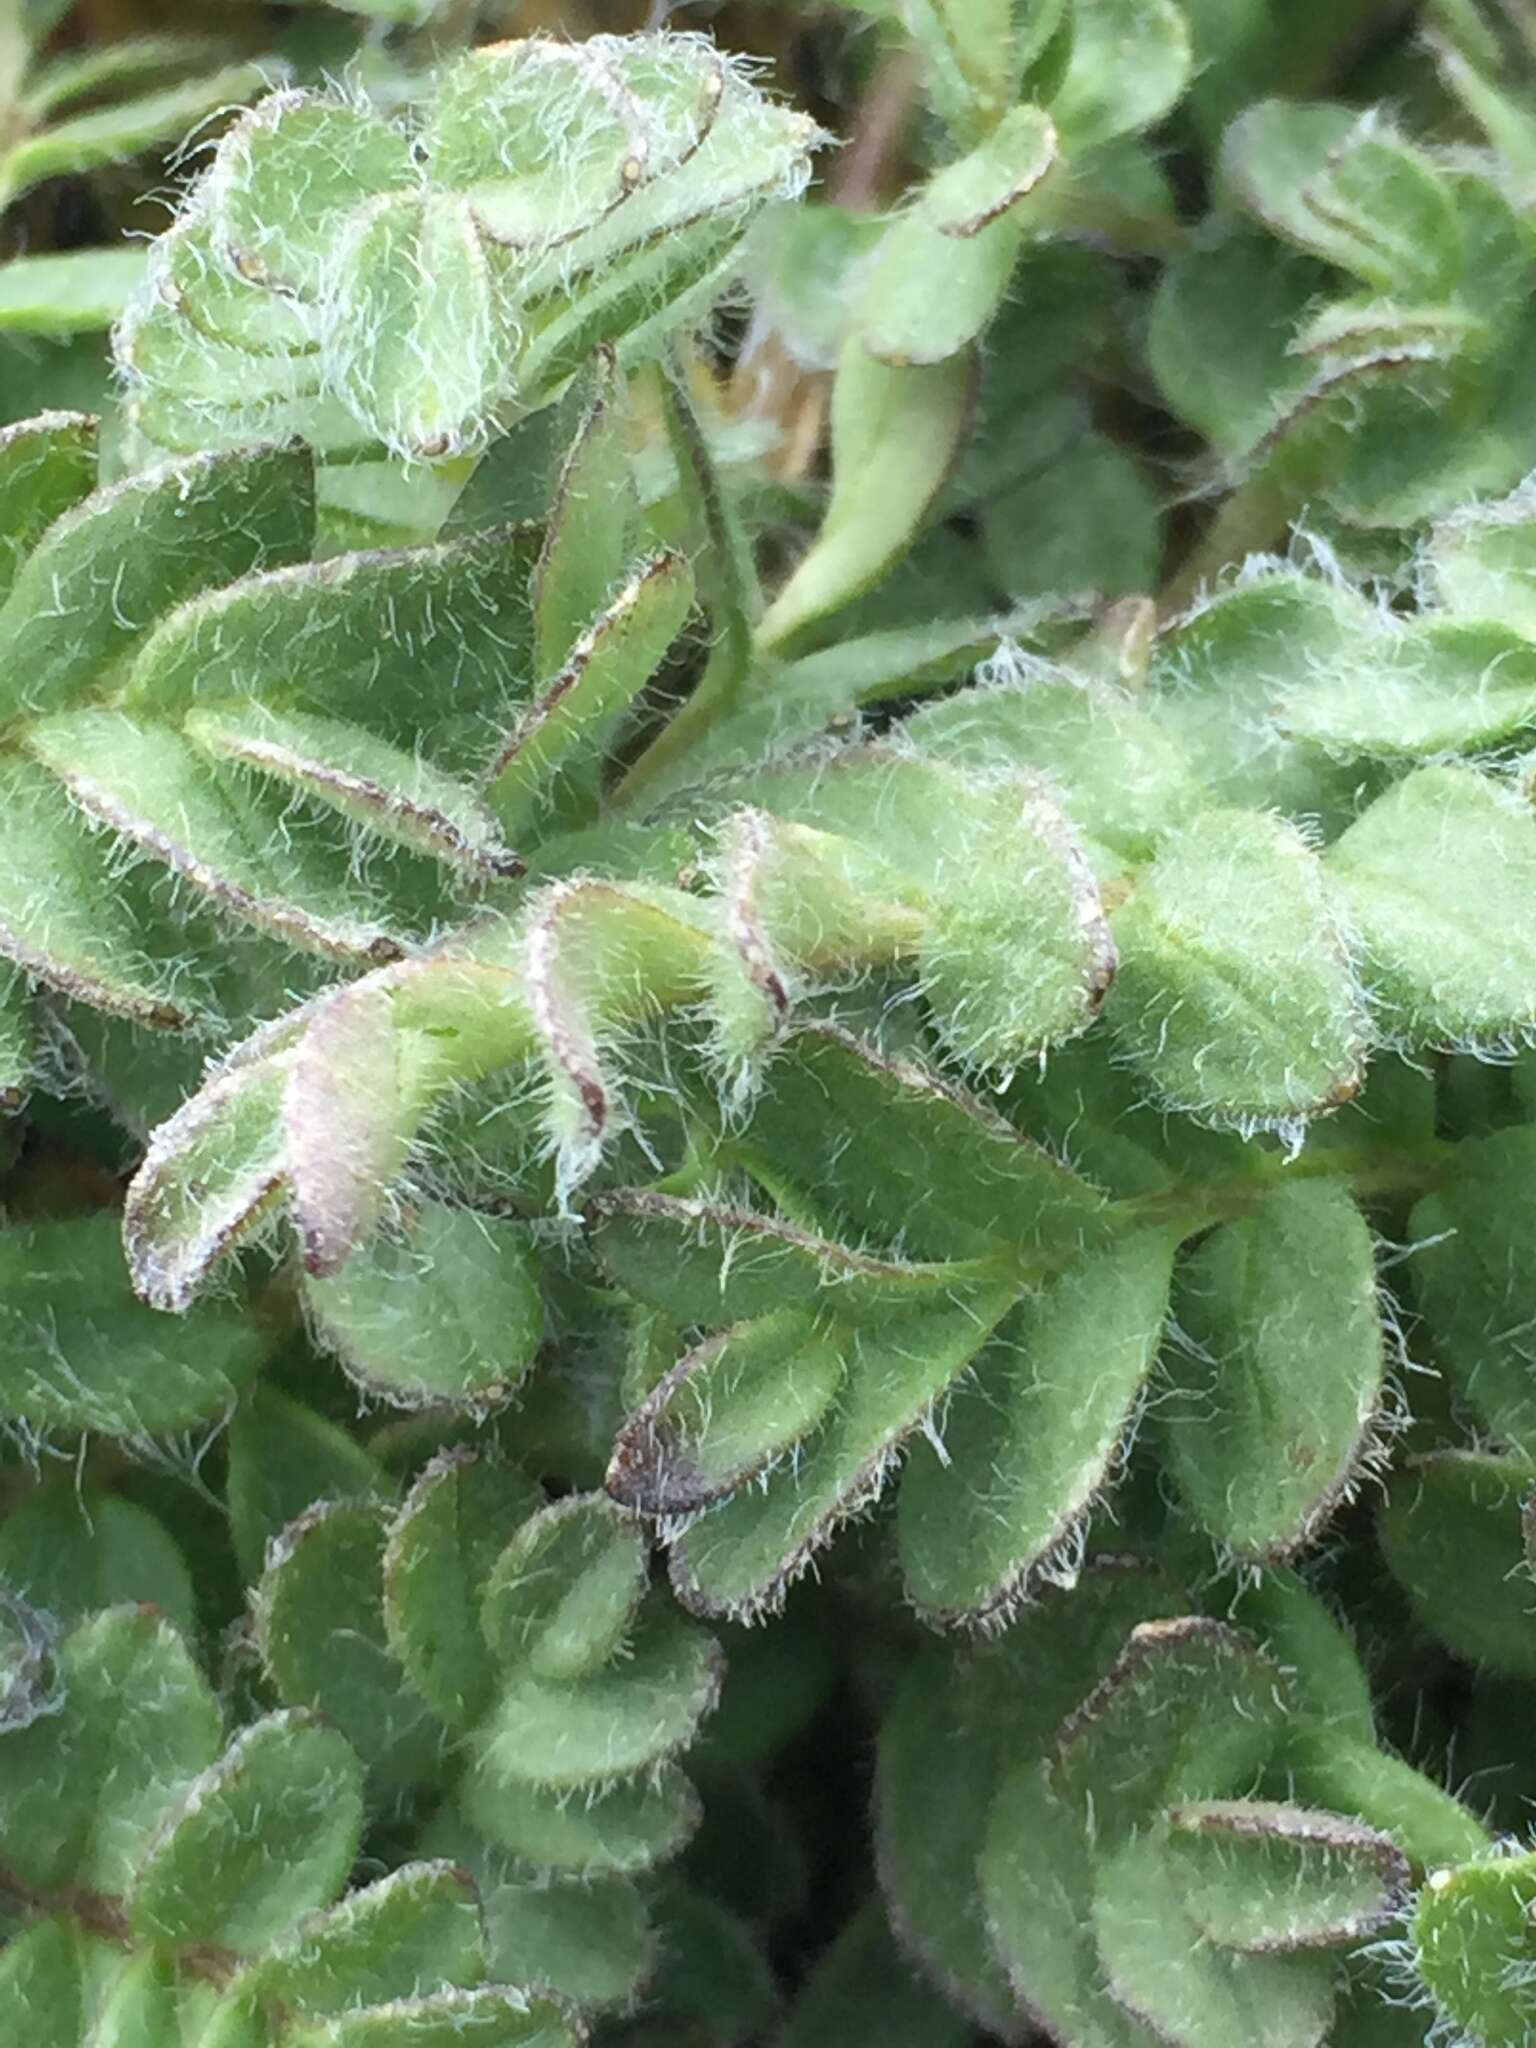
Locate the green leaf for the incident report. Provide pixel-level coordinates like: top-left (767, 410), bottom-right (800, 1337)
top-left (0, 441), bottom-right (314, 716)
top-left (982, 1620), bottom-right (1289, 2048)
top-left (425, 39), bottom-right (649, 248)
top-left (480, 1493), bottom-right (647, 1683)
top-left (980, 432), bottom-right (1162, 606)
top-left (897, 1229), bottom-right (1176, 1623)
top-left (473, 1597), bottom-right (722, 1791)
top-left (324, 191), bottom-right (503, 460)
top-left (1163, 1800), bottom-right (1409, 1949)
top-left (185, 702), bottom-right (521, 879)
top-left (0, 1916), bottom-right (87, 2042)
top-left (0, 1605), bottom-right (220, 1892)
top-left (738, 1025), bottom-right (1107, 1261)
top-left (1409, 1127), bottom-right (1536, 1449)
top-left (304, 1202), bottom-right (543, 1412)
top-left (0, 247), bottom-right (147, 334)
top-left (25, 711), bottom-right (422, 964)
top-left (0, 1487), bottom-right (195, 1637)
top-left (608, 1309), bottom-right (845, 1518)
top-left (121, 526), bottom-right (538, 774)
top-left (0, 1212), bottom-right (264, 1438)
top-left (382, 1450), bottom-right (544, 1734)
top-left (755, 343), bottom-right (975, 650)
top-left (1427, 490), bottom-right (1536, 639)
top-left (1149, 229), bottom-right (1328, 456)
top-left (859, 109), bottom-right (1057, 366)
top-left (488, 551), bottom-right (695, 839)
top-left (532, 355), bottom-right (638, 682)
top-left (461, 1756), bottom-right (700, 1877)
top-left (1108, 808), bottom-right (1369, 1129)
top-left (1415, 1852), bottom-right (1536, 2048)
top-left (129, 1710), bottom-right (366, 1954)
top-left (1221, 101), bottom-right (1462, 298)
top-left (0, 409), bottom-right (96, 606)
top-left (284, 1986), bottom-right (581, 2048)
top-left (461, 1848), bottom-right (653, 2013)
top-left (588, 1189), bottom-right (1002, 1325)
top-left (0, 756), bottom-right (209, 1028)
top-left (1327, 765), bottom-right (1536, 1047)
top-left (208, 91), bottom-right (417, 300)
top-left (669, 1286), bottom-right (1017, 1620)
top-left (85, 1947), bottom-right (186, 2048)
top-left (1050, 0), bottom-right (1192, 150)
top-left (225, 1383), bottom-right (387, 1588)
top-left (1379, 1450), bottom-right (1536, 1678)
top-left (1163, 1180), bottom-right (1383, 1559)
top-left (125, 1040), bottom-right (290, 1310)
top-left (256, 1501), bottom-right (445, 1782)
top-left (1279, 619), bottom-right (1536, 758)
top-left (238, 1862), bottom-right (487, 2016)
top-left (905, 665), bottom-right (1199, 863)
top-left (780, 1900), bottom-right (972, 2048)
top-left (0, 61), bottom-right (280, 212)
top-left (878, 1561), bottom-right (1183, 2036)
top-left (1091, 1827), bottom-right (1337, 2048)
top-left (1145, 572), bottom-right (1373, 819)
top-left (900, 0), bottom-right (1018, 133)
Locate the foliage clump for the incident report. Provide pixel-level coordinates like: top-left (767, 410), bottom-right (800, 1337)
top-left (10, 3), bottom-right (1536, 2044)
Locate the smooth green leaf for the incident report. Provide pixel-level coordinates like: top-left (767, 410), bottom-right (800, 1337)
top-left (1109, 809), bottom-right (1369, 1128)
top-left (756, 343), bottom-right (975, 650)
top-left (0, 1606), bottom-right (220, 1892)
top-left (1328, 765), bottom-right (1536, 1047)
top-left (897, 1229), bottom-right (1176, 1623)
top-left (130, 1711), bottom-right (365, 1954)
top-left (305, 1203), bottom-right (543, 1412)
top-left (0, 61), bottom-right (279, 213)
top-left (480, 1493), bottom-right (646, 1683)
top-left (0, 247), bottom-right (147, 334)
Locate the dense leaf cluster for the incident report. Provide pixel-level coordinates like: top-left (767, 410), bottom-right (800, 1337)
top-left (9, 3), bottom-right (1536, 2044)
